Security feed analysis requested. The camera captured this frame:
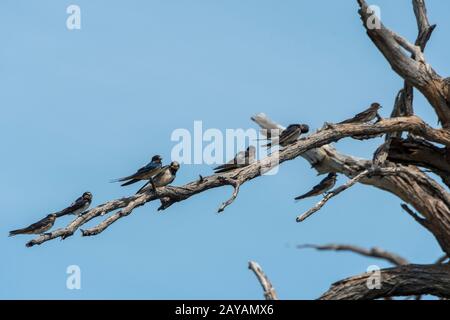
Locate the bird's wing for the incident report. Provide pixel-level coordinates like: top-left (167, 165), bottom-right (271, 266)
top-left (279, 127), bottom-right (301, 145)
top-left (153, 165), bottom-right (169, 179)
top-left (57, 197), bottom-right (86, 216)
top-left (137, 161), bottom-right (160, 173)
top-left (251, 113), bottom-right (285, 138)
top-left (339, 108), bottom-right (371, 124)
top-left (27, 216), bottom-right (52, 230)
top-left (295, 175), bottom-right (336, 200)
top-left (295, 186), bottom-right (322, 200)
top-left (113, 163), bottom-right (162, 182)
top-left (247, 148), bottom-right (256, 164)
top-left (234, 150), bottom-right (247, 165)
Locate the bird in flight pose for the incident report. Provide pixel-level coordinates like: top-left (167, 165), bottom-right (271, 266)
top-left (113, 155), bottom-right (163, 187)
top-left (338, 102), bottom-right (382, 124)
top-left (295, 172), bottom-right (338, 200)
top-left (9, 214), bottom-right (57, 237)
top-left (56, 192), bottom-right (93, 217)
top-left (214, 146), bottom-right (256, 173)
top-left (137, 161), bottom-right (180, 194)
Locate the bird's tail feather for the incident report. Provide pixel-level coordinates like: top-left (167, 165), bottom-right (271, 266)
top-left (121, 179), bottom-right (140, 187)
top-left (294, 191), bottom-right (315, 201)
top-left (9, 229), bottom-right (26, 237)
top-left (214, 167), bottom-right (232, 174)
top-left (110, 176), bottom-right (131, 183)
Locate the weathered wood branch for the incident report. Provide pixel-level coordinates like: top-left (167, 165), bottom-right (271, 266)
top-left (319, 264), bottom-right (450, 300)
top-left (296, 164), bottom-right (450, 253)
top-left (298, 244), bottom-right (409, 266)
top-left (412, 0), bottom-right (436, 50)
top-left (26, 116), bottom-right (449, 247)
top-left (296, 170), bottom-right (369, 223)
top-left (388, 137), bottom-right (450, 188)
top-left (248, 261), bottom-right (279, 300)
top-left (389, 0), bottom-right (435, 147)
top-left (26, 195), bottom-right (145, 247)
top-left (357, 0), bottom-right (450, 128)
top-left (296, 138), bottom-right (450, 256)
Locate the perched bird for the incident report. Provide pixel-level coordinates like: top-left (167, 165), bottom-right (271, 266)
top-left (137, 161), bottom-right (180, 193)
top-left (295, 172), bottom-right (337, 200)
top-left (214, 146), bottom-right (256, 173)
top-left (56, 192), bottom-right (93, 217)
top-left (9, 214), bottom-right (57, 237)
top-left (265, 124), bottom-right (309, 148)
top-left (113, 155), bottom-right (163, 187)
top-left (338, 103), bottom-right (382, 124)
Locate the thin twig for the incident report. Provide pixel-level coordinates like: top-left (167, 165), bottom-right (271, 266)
top-left (298, 244), bottom-right (409, 266)
top-left (248, 261), bottom-right (279, 300)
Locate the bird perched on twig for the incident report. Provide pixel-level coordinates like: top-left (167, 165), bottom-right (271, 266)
top-left (9, 214), bottom-right (57, 237)
top-left (56, 192), bottom-right (93, 217)
top-left (295, 172), bottom-right (337, 200)
top-left (137, 161), bottom-right (180, 194)
top-left (265, 124), bottom-right (310, 148)
top-left (214, 146), bottom-right (256, 173)
top-left (251, 113), bottom-right (309, 148)
top-left (112, 155), bottom-right (163, 187)
top-left (251, 113), bottom-right (284, 139)
top-left (338, 103), bottom-right (382, 124)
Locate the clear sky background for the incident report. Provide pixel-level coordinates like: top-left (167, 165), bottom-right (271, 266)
top-left (1, 0), bottom-right (449, 299)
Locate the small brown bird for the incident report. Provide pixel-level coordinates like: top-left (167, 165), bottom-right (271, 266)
top-left (9, 214), bottom-right (57, 237)
top-left (137, 161), bottom-right (180, 193)
top-left (295, 172), bottom-right (337, 200)
top-left (214, 146), bottom-right (256, 173)
top-left (339, 103), bottom-right (382, 124)
top-left (56, 192), bottom-right (93, 217)
top-left (265, 124), bottom-right (309, 148)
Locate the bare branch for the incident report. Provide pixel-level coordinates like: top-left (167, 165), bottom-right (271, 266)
top-left (25, 116), bottom-right (449, 247)
top-left (389, 0), bottom-right (435, 131)
top-left (319, 264), bottom-right (450, 300)
top-left (357, 0), bottom-right (450, 128)
top-left (248, 261), bottom-right (279, 300)
top-left (217, 177), bottom-right (241, 213)
top-left (298, 244), bottom-right (409, 266)
top-left (388, 137), bottom-right (450, 188)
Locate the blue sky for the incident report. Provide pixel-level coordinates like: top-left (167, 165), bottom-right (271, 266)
top-left (1, 0), bottom-right (449, 299)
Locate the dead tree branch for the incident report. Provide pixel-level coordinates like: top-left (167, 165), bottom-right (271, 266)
top-left (248, 261), bottom-right (279, 300)
top-left (298, 244), bottom-right (409, 266)
top-left (388, 137), bottom-right (450, 188)
top-left (319, 264), bottom-right (450, 300)
top-left (27, 116), bottom-right (449, 247)
top-left (357, 0), bottom-right (450, 128)
top-left (296, 170), bottom-right (369, 223)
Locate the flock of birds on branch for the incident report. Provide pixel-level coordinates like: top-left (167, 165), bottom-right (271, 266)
top-left (9, 103), bottom-right (382, 239)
